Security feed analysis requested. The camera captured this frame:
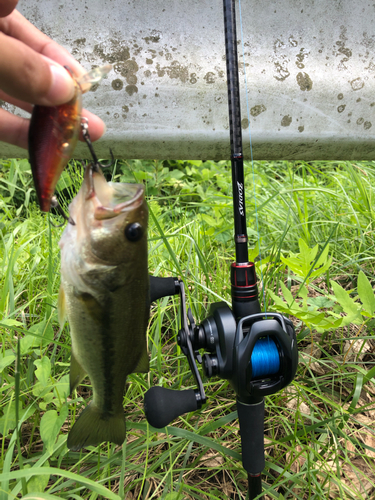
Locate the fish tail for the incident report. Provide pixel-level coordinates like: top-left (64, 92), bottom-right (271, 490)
top-left (67, 403), bottom-right (126, 451)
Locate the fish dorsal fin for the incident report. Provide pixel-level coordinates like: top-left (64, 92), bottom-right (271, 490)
top-left (132, 348), bottom-right (150, 374)
top-left (70, 349), bottom-right (86, 395)
top-left (58, 285), bottom-right (66, 328)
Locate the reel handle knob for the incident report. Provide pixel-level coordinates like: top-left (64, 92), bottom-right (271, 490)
top-left (144, 386), bottom-right (199, 428)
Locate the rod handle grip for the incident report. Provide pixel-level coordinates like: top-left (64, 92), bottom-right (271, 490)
top-left (237, 398), bottom-right (265, 475)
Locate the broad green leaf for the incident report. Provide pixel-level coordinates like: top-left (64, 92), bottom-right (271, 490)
top-left (292, 238), bottom-right (318, 277)
top-left (133, 170), bottom-right (151, 181)
top-left (20, 334), bottom-right (39, 355)
top-left (0, 400), bottom-right (32, 436)
top-left (169, 169), bottom-right (185, 180)
top-left (32, 382), bottom-right (54, 399)
top-left (27, 462), bottom-right (50, 494)
top-left (297, 311), bottom-right (326, 324)
top-left (56, 170), bottom-right (73, 190)
top-left (34, 357), bottom-right (51, 387)
top-left (280, 282), bottom-right (294, 305)
top-left (53, 374), bottom-right (69, 402)
top-left (268, 288), bottom-right (343, 331)
top-left (28, 320), bottom-right (54, 348)
top-left (40, 405), bottom-right (68, 454)
top-left (267, 290), bottom-right (289, 310)
top-left (340, 312), bottom-right (363, 327)
top-left (202, 226), bottom-right (215, 236)
top-left (281, 239), bottom-right (331, 283)
top-left (248, 241), bottom-right (260, 263)
top-left (309, 243), bottom-right (332, 280)
top-left (201, 214), bottom-right (219, 227)
top-left (0, 354), bottom-right (15, 373)
top-left (0, 318), bottom-right (23, 327)
top-left (298, 238), bottom-right (318, 260)
top-left (297, 284), bottom-right (308, 301)
top-left (358, 270), bottom-right (375, 316)
top-left (307, 296), bottom-right (335, 309)
top-left (164, 494), bottom-right (180, 500)
top-left (38, 392), bottom-right (55, 411)
top-left (331, 280), bottom-right (362, 321)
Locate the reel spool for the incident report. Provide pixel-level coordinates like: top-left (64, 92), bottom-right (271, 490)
top-left (251, 338), bottom-right (280, 378)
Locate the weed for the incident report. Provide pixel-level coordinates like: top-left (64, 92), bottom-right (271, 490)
top-left (1, 158), bottom-right (375, 499)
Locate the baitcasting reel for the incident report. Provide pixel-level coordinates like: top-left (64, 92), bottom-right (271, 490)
top-left (145, 271), bottom-right (298, 476)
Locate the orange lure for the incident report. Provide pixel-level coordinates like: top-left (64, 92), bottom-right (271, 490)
top-left (28, 65), bottom-right (111, 212)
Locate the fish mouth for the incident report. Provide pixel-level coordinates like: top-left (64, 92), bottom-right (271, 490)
top-left (84, 167), bottom-right (144, 221)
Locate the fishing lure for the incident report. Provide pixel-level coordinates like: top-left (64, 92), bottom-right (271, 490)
top-left (28, 64), bottom-right (112, 212)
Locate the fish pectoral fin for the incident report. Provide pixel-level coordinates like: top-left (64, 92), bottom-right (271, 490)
top-left (70, 350), bottom-right (86, 395)
top-left (133, 349), bottom-right (150, 374)
top-left (76, 291), bottom-right (106, 323)
top-left (67, 403), bottom-right (126, 451)
top-left (58, 285), bottom-right (67, 328)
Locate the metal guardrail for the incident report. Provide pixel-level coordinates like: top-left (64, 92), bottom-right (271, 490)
top-left (1, 0), bottom-right (375, 160)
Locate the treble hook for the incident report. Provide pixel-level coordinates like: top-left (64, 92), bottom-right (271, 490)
top-left (50, 196), bottom-right (75, 226)
top-left (81, 117), bottom-right (114, 171)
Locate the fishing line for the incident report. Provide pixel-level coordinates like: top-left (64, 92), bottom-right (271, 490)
top-left (251, 338), bottom-right (280, 378)
top-left (238, 0), bottom-right (268, 315)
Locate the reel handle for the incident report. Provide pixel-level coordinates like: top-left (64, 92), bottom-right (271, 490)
top-left (144, 386), bottom-right (200, 428)
top-left (149, 275), bottom-right (179, 303)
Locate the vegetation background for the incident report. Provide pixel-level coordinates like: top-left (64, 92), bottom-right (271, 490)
top-left (0, 157), bottom-right (375, 499)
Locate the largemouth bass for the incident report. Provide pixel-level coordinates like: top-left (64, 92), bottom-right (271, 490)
top-left (29, 65), bottom-right (111, 212)
top-left (58, 165), bottom-right (149, 451)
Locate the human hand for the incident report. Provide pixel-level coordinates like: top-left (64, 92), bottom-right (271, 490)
top-left (0, 2), bottom-right (105, 149)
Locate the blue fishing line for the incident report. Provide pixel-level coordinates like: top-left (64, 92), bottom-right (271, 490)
top-left (251, 338), bottom-right (280, 379)
top-left (238, 0), bottom-right (267, 315)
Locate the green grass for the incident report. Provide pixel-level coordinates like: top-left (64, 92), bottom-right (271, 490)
top-left (0, 158), bottom-right (375, 499)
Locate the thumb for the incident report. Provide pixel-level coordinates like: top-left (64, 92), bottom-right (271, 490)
top-left (0, 0), bottom-right (19, 17)
top-left (0, 32), bottom-right (75, 106)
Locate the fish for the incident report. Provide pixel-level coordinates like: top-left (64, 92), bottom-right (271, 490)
top-left (58, 165), bottom-right (149, 451)
top-left (28, 65), bottom-right (112, 212)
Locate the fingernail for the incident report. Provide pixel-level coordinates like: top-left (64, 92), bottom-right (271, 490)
top-left (45, 65), bottom-right (75, 105)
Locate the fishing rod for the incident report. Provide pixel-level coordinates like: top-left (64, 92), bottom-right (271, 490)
top-left (144, 1), bottom-right (298, 498)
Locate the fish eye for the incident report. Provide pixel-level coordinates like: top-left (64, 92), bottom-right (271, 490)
top-left (125, 222), bottom-right (143, 242)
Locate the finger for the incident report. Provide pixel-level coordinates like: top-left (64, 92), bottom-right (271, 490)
top-left (0, 32), bottom-right (76, 106)
top-left (0, 89), bottom-right (33, 113)
top-left (0, 0), bottom-right (18, 17)
top-left (0, 107), bottom-right (106, 150)
top-left (1, 10), bottom-right (86, 79)
top-left (0, 107), bottom-right (28, 148)
top-left (79, 110), bottom-right (106, 142)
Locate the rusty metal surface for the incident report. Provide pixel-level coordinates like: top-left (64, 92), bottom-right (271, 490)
top-left (1, 0), bottom-right (375, 160)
